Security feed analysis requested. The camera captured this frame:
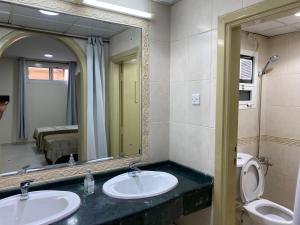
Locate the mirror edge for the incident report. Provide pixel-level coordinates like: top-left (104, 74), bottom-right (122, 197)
top-left (0, 0), bottom-right (150, 191)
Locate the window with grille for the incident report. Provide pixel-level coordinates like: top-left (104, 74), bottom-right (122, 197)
top-left (239, 50), bottom-right (257, 109)
top-left (240, 55), bottom-right (254, 84)
top-left (27, 61), bottom-right (69, 82)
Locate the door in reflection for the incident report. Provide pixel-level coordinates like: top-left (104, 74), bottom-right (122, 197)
top-left (120, 60), bottom-right (140, 156)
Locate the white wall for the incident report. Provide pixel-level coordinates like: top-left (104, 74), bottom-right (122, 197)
top-left (0, 56), bottom-right (69, 143)
top-left (25, 80), bottom-right (68, 141)
top-left (0, 57), bottom-right (18, 143)
top-left (169, 0), bottom-right (264, 176)
top-left (258, 31), bottom-right (300, 210)
top-left (238, 31), bottom-right (269, 157)
top-left (109, 27), bottom-right (141, 56)
top-left (148, 2), bottom-right (170, 162)
top-left (108, 3), bottom-right (171, 162)
top-left (3, 35), bottom-right (77, 62)
top-left (169, 0), bottom-right (264, 224)
top-left (0, 29), bottom-right (81, 143)
top-left (0, 0), bottom-right (171, 169)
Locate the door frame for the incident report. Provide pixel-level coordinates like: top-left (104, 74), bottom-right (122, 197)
top-left (109, 47), bottom-right (141, 157)
top-left (214, 1), bottom-right (300, 224)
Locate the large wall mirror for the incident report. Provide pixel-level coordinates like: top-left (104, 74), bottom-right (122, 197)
top-left (0, 1), bottom-right (145, 177)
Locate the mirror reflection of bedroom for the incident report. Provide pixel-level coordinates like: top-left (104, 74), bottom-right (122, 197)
top-left (0, 3), bottom-right (142, 174)
top-left (0, 35), bottom-right (80, 173)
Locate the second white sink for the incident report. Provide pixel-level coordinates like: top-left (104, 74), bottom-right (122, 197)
top-left (103, 171), bottom-right (178, 199)
top-left (0, 190), bottom-right (81, 225)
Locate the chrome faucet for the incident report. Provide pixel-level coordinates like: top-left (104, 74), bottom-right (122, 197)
top-left (18, 165), bottom-right (30, 175)
top-left (20, 180), bottom-right (34, 201)
top-left (128, 161), bottom-right (142, 177)
top-left (259, 157), bottom-right (272, 176)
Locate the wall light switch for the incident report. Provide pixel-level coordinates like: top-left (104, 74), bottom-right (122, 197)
top-left (192, 93), bottom-right (200, 105)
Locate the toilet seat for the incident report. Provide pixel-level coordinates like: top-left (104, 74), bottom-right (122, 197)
top-left (244, 199), bottom-right (293, 225)
top-left (240, 158), bottom-right (294, 225)
top-left (240, 157), bottom-right (264, 203)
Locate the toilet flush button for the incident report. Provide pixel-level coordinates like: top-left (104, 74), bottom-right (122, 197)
top-left (192, 93), bottom-right (200, 105)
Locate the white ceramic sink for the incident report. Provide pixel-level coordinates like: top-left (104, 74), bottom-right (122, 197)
top-left (0, 190), bottom-right (81, 225)
top-left (103, 171), bottom-right (178, 199)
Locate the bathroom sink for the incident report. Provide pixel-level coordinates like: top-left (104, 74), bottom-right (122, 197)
top-left (0, 190), bottom-right (81, 225)
top-left (103, 171), bottom-right (178, 199)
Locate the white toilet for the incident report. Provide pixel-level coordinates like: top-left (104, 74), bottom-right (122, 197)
top-left (236, 153), bottom-right (294, 225)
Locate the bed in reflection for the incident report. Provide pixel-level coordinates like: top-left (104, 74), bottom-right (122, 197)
top-left (33, 125), bottom-right (79, 164)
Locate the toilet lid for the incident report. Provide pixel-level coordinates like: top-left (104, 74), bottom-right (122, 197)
top-left (240, 158), bottom-right (264, 203)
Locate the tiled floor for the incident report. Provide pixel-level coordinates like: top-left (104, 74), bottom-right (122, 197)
top-left (0, 142), bottom-right (47, 174)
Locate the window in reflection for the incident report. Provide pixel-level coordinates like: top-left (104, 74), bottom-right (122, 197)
top-left (28, 67), bottom-right (50, 80)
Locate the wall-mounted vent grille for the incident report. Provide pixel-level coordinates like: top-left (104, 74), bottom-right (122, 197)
top-left (240, 55), bottom-right (254, 84)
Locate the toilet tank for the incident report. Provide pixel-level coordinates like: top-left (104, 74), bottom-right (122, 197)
top-left (236, 153), bottom-right (253, 201)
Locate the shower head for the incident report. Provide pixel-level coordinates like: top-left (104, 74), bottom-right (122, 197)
top-left (269, 55), bottom-right (280, 63)
top-left (261, 55), bottom-right (280, 75)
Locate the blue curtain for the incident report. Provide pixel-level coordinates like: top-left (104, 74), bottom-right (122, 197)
top-left (86, 37), bottom-right (108, 160)
top-left (66, 62), bottom-right (78, 125)
top-left (18, 58), bottom-right (28, 139)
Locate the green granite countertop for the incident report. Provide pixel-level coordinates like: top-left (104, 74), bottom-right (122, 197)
top-left (0, 161), bottom-right (213, 225)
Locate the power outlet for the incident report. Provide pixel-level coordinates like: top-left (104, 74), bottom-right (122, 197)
top-left (192, 93), bottom-right (200, 105)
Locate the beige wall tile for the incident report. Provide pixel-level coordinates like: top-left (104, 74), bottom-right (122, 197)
top-left (238, 31), bottom-right (268, 140)
top-left (148, 2), bottom-right (171, 162)
top-left (170, 82), bottom-right (188, 123)
top-left (186, 80), bottom-right (211, 126)
top-left (186, 0), bottom-right (213, 36)
top-left (259, 141), bottom-right (285, 173)
top-left (211, 30), bottom-right (218, 79)
top-left (169, 0), bottom-right (267, 178)
top-left (212, 0), bottom-right (243, 29)
top-left (264, 106), bottom-right (300, 139)
top-left (149, 2), bottom-right (170, 43)
top-left (169, 0), bottom-right (268, 224)
top-left (282, 146), bottom-right (300, 179)
top-left (150, 81), bottom-right (170, 123)
top-left (149, 122), bottom-right (169, 162)
top-left (186, 124), bottom-right (211, 172)
top-left (260, 141), bottom-right (300, 209)
top-left (238, 109), bottom-right (259, 138)
top-left (238, 19), bottom-right (300, 215)
top-left (177, 207), bottom-right (212, 225)
top-left (170, 39), bottom-right (189, 82)
top-left (149, 39), bottom-right (170, 82)
top-left (169, 122), bottom-right (188, 165)
top-left (237, 143), bottom-right (257, 157)
top-left (170, 0), bottom-right (189, 42)
top-left (187, 32), bottom-right (212, 81)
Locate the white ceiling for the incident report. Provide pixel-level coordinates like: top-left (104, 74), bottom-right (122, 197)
top-left (3, 35), bottom-right (77, 62)
top-left (0, 2), bottom-right (131, 38)
top-left (242, 14), bottom-right (300, 37)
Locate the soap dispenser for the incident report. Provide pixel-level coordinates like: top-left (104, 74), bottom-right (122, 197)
top-left (84, 169), bottom-right (95, 195)
top-left (68, 154), bottom-right (76, 166)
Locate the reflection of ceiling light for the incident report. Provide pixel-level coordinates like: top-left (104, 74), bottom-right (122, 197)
top-left (35, 63), bottom-right (42, 67)
top-left (39, 10), bottom-right (59, 16)
top-left (82, 0), bottom-right (153, 20)
top-left (44, 54), bottom-right (53, 58)
top-left (125, 58), bottom-right (137, 64)
top-left (295, 12), bottom-right (300, 17)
